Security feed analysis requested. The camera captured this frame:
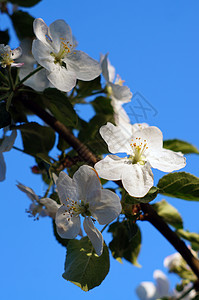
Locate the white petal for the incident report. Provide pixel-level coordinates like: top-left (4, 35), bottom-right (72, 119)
top-left (148, 148), bottom-right (186, 172)
top-left (164, 252), bottom-right (182, 270)
top-left (56, 171), bottom-right (77, 204)
top-left (47, 67), bottom-right (76, 92)
top-left (66, 50), bottom-right (101, 81)
top-left (11, 47), bottom-right (22, 60)
top-left (95, 155), bottom-right (128, 181)
top-left (0, 153), bottom-right (6, 182)
top-left (48, 19), bottom-right (73, 52)
top-left (16, 182), bottom-right (38, 202)
top-left (136, 282), bottom-right (157, 300)
top-left (33, 18), bottom-right (49, 45)
top-left (32, 39), bottom-right (54, 71)
top-left (55, 205), bottom-right (80, 239)
top-left (90, 189), bottom-right (121, 224)
top-left (154, 270), bottom-right (170, 297)
top-left (132, 126), bottom-right (163, 152)
top-left (39, 197), bottom-right (61, 219)
top-left (0, 130), bottom-right (17, 152)
top-left (83, 217), bottom-right (103, 256)
top-left (109, 82), bottom-right (132, 103)
top-left (73, 165), bottom-right (101, 205)
top-left (122, 163), bottom-right (154, 197)
top-left (99, 122), bottom-right (132, 154)
top-left (100, 53), bottom-right (115, 82)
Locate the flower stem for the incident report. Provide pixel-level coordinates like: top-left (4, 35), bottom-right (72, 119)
top-left (0, 70), bottom-right (9, 84)
top-left (101, 224), bottom-right (108, 233)
top-left (44, 181), bottom-right (53, 198)
top-left (7, 65), bottom-right (14, 91)
top-left (17, 65), bottom-right (43, 87)
top-left (176, 285), bottom-right (194, 299)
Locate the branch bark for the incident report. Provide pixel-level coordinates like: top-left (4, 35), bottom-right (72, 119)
top-left (140, 203), bottom-right (199, 278)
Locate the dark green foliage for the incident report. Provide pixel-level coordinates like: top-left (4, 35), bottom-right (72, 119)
top-left (163, 139), bottom-right (199, 154)
top-left (63, 237), bottom-right (110, 291)
top-left (158, 172), bottom-right (199, 201)
top-left (108, 221), bottom-right (141, 266)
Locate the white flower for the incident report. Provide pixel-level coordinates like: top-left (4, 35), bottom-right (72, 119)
top-left (95, 122), bottom-right (186, 197)
top-left (0, 44), bottom-right (23, 68)
top-left (55, 165), bottom-right (122, 256)
top-left (16, 182), bottom-right (60, 219)
top-left (0, 127), bottom-right (17, 181)
top-left (136, 270), bottom-right (170, 300)
top-left (100, 54), bottom-right (132, 126)
top-left (164, 252), bottom-right (182, 271)
top-left (19, 38), bottom-right (52, 91)
top-left (32, 18), bottom-right (101, 92)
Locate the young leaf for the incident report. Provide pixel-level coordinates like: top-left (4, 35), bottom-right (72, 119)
top-left (10, 11), bottom-right (35, 40)
top-left (108, 221), bottom-right (141, 266)
top-left (152, 199), bottom-right (183, 229)
top-left (0, 102), bottom-right (11, 129)
top-left (176, 229), bottom-right (199, 250)
top-left (125, 187), bottom-right (159, 204)
top-left (9, 0), bottom-right (41, 7)
top-left (158, 172), bottom-right (199, 201)
top-left (91, 96), bottom-right (114, 115)
top-left (43, 88), bottom-right (78, 128)
top-left (18, 122), bottom-right (55, 155)
top-left (163, 139), bottom-right (199, 154)
top-left (62, 237), bottom-right (110, 291)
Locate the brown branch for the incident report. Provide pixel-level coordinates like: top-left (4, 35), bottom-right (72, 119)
top-left (20, 94), bottom-right (199, 279)
top-left (20, 95), bottom-right (98, 165)
top-left (140, 203), bottom-right (199, 278)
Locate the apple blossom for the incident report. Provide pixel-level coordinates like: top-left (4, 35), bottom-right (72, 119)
top-left (100, 54), bottom-right (132, 126)
top-left (18, 38), bottom-right (52, 91)
top-left (136, 270), bottom-right (196, 300)
top-left (136, 270), bottom-right (170, 300)
top-left (55, 165), bottom-right (122, 256)
top-left (0, 127), bottom-right (17, 181)
top-left (95, 122), bottom-right (186, 197)
top-left (164, 252), bottom-right (183, 271)
top-left (17, 182), bottom-right (60, 219)
top-left (0, 44), bottom-right (23, 68)
top-left (32, 18), bottom-right (101, 92)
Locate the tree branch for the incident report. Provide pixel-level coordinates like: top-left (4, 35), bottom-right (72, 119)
top-left (140, 203), bottom-right (199, 278)
top-left (20, 95), bottom-right (98, 165)
top-left (20, 94), bottom-right (199, 279)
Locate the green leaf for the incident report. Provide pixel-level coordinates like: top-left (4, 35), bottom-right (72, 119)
top-left (18, 122), bottom-right (55, 155)
top-left (62, 237), bottom-right (110, 291)
top-left (152, 199), bottom-right (183, 229)
top-left (76, 76), bottom-right (102, 98)
top-left (163, 139), bottom-right (199, 154)
top-left (91, 96), bottom-right (114, 115)
top-left (9, 0), bottom-right (41, 7)
top-left (108, 221), bottom-right (141, 266)
top-left (125, 187), bottom-right (159, 204)
top-left (43, 88), bottom-right (78, 128)
top-left (10, 11), bottom-right (35, 40)
top-left (0, 101), bottom-right (11, 129)
top-left (177, 229), bottom-right (199, 250)
top-left (158, 172), bottom-right (199, 201)
top-left (78, 114), bottom-right (114, 155)
top-left (0, 29), bottom-right (9, 45)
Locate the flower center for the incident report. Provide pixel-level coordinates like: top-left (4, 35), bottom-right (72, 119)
top-left (50, 37), bottom-right (76, 67)
top-left (62, 198), bottom-right (91, 222)
top-left (129, 137), bottom-right (148, 165)
top-left (0, 50), bottom-right (14, 68)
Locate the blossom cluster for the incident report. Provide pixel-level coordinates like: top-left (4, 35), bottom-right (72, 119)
top-left (1, 17), bottom-right (187, 257)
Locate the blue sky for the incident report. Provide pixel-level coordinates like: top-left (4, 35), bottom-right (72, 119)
top-left (1, 1), bottom-right (199, 299)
